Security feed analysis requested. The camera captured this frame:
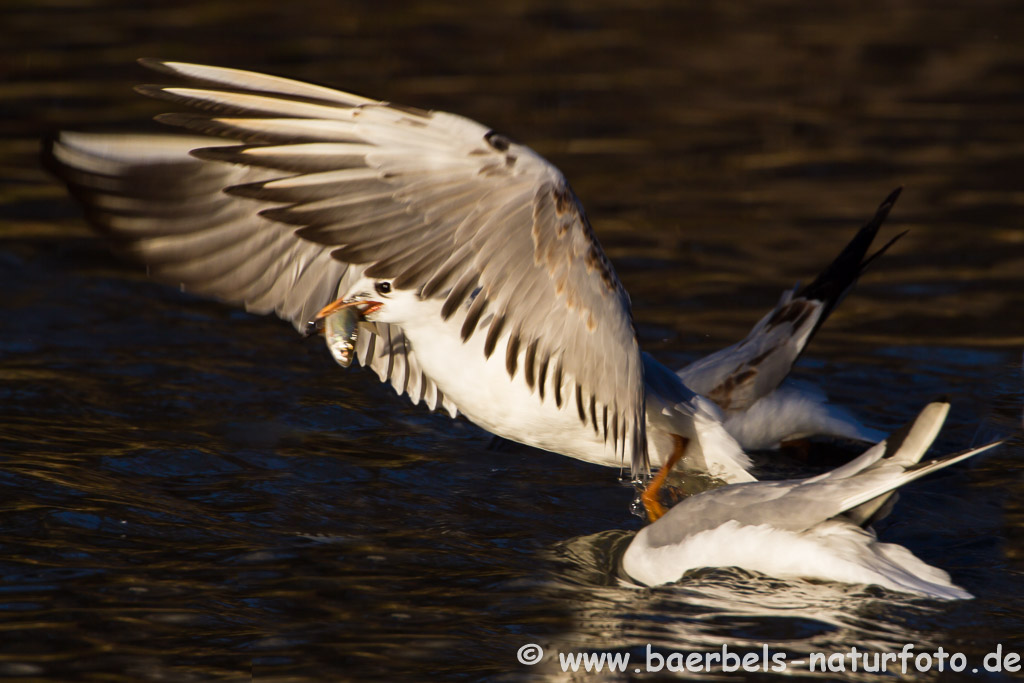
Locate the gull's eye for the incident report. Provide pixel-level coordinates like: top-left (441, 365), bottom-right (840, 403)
top-left (375, 281), bottom-right (392, 295)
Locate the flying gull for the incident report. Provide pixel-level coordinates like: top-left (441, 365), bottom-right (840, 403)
top-left (44, 60), bottom-right (901, 519)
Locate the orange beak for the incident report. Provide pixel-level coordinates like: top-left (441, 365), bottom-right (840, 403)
top-left (314, 297), bottom-right (383, 320)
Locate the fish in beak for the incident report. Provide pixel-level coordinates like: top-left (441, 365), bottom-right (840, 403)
top-left (307, 295), bottom-right (382, 368)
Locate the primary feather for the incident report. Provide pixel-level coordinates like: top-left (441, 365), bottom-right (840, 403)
top-left (46, 60), bottom-right (647, 473)
top-left (44, 60), bottom-right (904, 483)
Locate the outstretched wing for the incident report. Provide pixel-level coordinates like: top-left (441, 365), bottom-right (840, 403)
top-left (47, 61), bottom-right (647, 473)
top-left (45, 131), bottom-right (457, 416)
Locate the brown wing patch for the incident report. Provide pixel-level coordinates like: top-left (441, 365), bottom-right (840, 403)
top-left (540, 182), bottom-right (619, 294)
top-left (552, 182), bottom-right (573, 214)
top-left (765, 299), bottom-right (815, 331)
top-left (706, 367), bottom-right (759, 411)
top-left (584, 241), bottom-right (617, 291)
top-left (483, 130), bottom-right (517, 167)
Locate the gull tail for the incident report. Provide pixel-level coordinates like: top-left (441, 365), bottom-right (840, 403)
top-left (795, 187), bottom-right (906, 345)
top-left (836, 400), bottom-right (948, 525)
top-left (836, 401), bottom-right (1005, 518)
top-left (643, 352), bottom-right (755, 483)
top-left (679, 189), bottom-right (905, 414)
top-left (685, 397), bottom-right (757, 483)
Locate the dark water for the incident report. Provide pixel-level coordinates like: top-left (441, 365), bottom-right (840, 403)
top-left (2, 1), bottom-right (1024, 680)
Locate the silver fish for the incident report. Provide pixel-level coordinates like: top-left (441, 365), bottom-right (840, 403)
top-left (323, 306), bottom-right (360, 368)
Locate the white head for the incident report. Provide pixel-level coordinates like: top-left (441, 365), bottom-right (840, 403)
top-left (337, 275), bottom-right (423, 325)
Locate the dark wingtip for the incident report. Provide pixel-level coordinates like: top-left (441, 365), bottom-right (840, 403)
top-left (137, 57), bottom-right (170, 73)
top-left (224, 179), bottom-right (268, 199)
top-left (153, 112), bottom-right (227, 138)
top-left (882, 186), bottom-right (903, 208)
top-left (797, 187), bottom-right (905, 304)
top-left (153, 112), bottom-right (194, 127)
top-left (868, 186), bottom-right (902, 226)
top-left (859, 228), bottom-right (908, 272)
top-left (257, 205), bottom-right (290, 222)
top-left (39, 131), bottom-right (59, 149)
top-left (783, 187), bottom-right (907, 356)
top-left (38, 132), bottom-right (70, 185)
top-left (188, 145), bottom-right (256, 163)
top-left (134, 83), bottom-right (168, 100)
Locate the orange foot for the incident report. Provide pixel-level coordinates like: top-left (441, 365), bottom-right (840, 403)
top-left (641, 435), bottom-right (688, 522)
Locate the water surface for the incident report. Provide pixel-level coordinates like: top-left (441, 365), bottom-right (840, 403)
top-left (2, 1), bottom-right (1023, 680)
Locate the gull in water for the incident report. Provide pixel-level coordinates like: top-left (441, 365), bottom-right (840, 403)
top-left (621, 401), bottom-right (1004, 599)
top-left (45, 60), bottom-right (901, 518)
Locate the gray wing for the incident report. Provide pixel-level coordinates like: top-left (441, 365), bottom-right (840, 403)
top-left (679, 189), bottom-right (903, 412)
top-left (677, 288), bottom-right (825, 411)
top-left (48, 60), bottom-right (647, 470)
top-left (640, 401), bottom-right (1002, 548)
top-left (137, 61), bottom-right (646, 472)
top-left (45, 131), bottom-right (457, 417)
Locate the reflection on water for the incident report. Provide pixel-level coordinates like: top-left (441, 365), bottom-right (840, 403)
top-left (2, 0), bottom-right (1024, 680)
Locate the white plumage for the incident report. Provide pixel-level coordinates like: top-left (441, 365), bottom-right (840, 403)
top-left (621, 401), bottom-right (1001, 599)
top-left (44, 62), bottom-right (1004, 600)
top-left (46, 60), bottom-right (903, 486)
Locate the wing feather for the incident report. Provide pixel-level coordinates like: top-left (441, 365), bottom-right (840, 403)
top-left (48, 61), bottom-right (647, 473)
top-left (44, 131), bottom-right (458, 418)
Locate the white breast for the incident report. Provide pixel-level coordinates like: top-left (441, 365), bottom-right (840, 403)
top-left (393, 300), bottom-right (627, 467)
